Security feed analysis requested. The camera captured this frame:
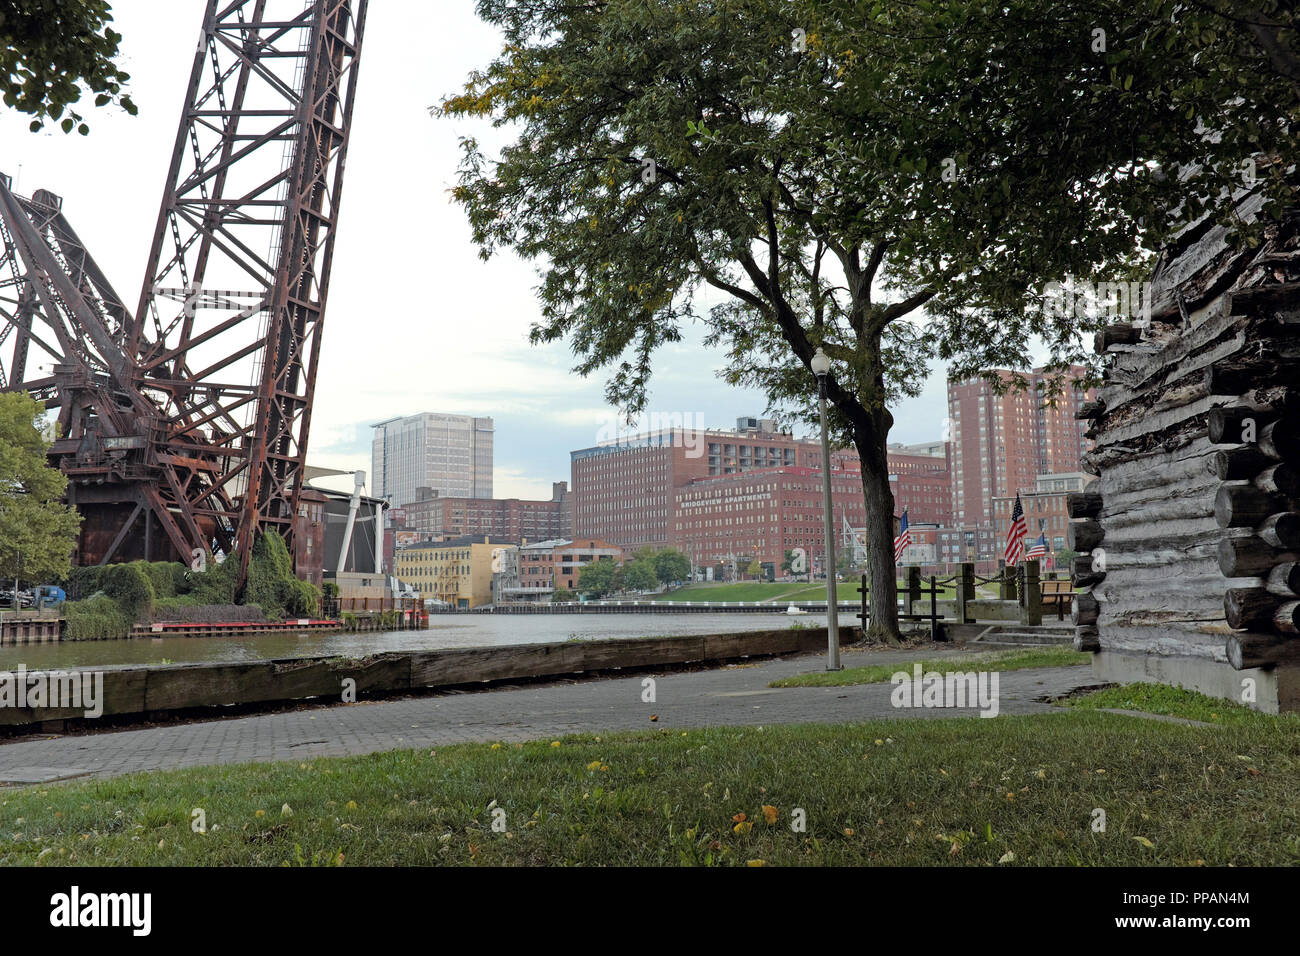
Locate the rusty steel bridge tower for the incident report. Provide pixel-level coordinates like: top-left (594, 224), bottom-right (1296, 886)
top-left (0, 0), bottom-right (368, 583)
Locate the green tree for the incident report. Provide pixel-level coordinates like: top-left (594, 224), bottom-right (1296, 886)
top-left (745, 559), bottom-right (762, 580)
top-left (651, 548), bottom-right (690, 585)
top-left (444, 0), bottom-right (1295, 641)
top-left (623, 559), bottom-right (659, 591)
top-left (577, 557), bottom-right (618, 598)
top-left (0, 392), bottom-right (81, 591)
top-left (551, 587), bottom-right (576, 602)
top-left (1, 0), bottom-right (137, 134)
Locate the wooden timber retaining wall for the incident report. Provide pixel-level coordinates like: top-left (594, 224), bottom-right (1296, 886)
top-left (0, 625), bottom-right (857, 731)
top-left (1076, 178), bottom-right (1300, 711)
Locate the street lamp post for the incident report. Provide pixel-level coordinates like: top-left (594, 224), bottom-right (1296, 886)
top-left (810, 348), bottom-right (841, 671)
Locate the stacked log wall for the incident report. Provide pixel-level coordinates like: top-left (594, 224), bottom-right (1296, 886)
top-left (1077, 194), bottom-right (1300, 694)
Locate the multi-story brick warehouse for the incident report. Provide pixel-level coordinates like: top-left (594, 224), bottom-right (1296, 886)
top-left (399, 482), bottom-right (571, 542)
top-left (671, 466), bottom-right (871, 573)
top-left (947, 366), bottom-right (1095, 526)
top-left (886, 444), bottom-right (952, 526)
top-left (571, 417), bottom-right (861, 551)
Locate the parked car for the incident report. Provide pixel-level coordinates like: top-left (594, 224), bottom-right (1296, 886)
top-left (0, 590), bottom-right (34, 609)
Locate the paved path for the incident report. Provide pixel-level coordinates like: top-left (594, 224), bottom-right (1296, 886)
top-left (0, 647), bottom-right (1098, 784)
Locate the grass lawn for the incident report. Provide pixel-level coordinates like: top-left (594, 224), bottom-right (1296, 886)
top-left (2, 701), bottom-right (1297, 866)
top-left (769, 647), bottom-right (1091, 687)
top-left (1065, 682), bottom-right (1300, 729)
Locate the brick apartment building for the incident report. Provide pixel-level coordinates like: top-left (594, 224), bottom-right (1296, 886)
top-left (948, 366), bottom-right (1094, 526)
top-left (572, 416), bottom-right (866, 552)
top-left (670, 466), bottom-right (868, 574)
top-left (504, 537), bottom-right (623, 602)
top-left (399, 482), bottom-right (571, 542)
top-left (886, 443), bottom-right (952, 526)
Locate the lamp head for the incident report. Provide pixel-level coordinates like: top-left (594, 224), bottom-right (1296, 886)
top-left (810, 347), bottom-right (830, 378)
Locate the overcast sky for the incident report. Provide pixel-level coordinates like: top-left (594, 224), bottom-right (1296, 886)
top-left (1, 0), bottom-right (954, 500)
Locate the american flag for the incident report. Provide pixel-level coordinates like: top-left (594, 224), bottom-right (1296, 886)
top-left (1004, 493), bottom-right (1028, 565)
top-left (893, 510), bottom-right (911, 563)
top-left (1025, 531), bottom-right (1049, 560)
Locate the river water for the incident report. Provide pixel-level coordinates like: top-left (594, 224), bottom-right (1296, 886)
top-left (0, 613), bottom-right (831, 671)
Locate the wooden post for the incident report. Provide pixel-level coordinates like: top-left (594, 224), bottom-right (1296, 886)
top-left (929, 575), bottom-right (940, 642)
top-left (958, 562), bottom-right (975, 624)
top-left (998, 559), bottom-right (1015, 599)
top-left (906, 566), bottom-right (922, 615)
top-left (1022, 559), bottom-right (1042, 626)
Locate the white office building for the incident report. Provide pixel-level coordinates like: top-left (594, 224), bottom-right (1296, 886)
top-left (372, 412), bottom-right (494, 510)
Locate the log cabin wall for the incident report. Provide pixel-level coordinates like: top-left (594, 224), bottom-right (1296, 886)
top-left (1074, 195), bottom-right (1300, 712)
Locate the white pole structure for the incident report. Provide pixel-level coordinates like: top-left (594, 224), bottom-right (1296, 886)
top-left (373, 500), bottom-right (385, 573)
top-left (810, 348), bottom-right (841, 671)
top-left (338, 470), bottom-right (366, 573)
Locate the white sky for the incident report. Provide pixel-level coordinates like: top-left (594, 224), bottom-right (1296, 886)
top-left (1, 0), bottom-right (951, 500)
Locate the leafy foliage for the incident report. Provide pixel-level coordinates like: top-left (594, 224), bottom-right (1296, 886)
top-left (577, 556), bottom-right (619, 597)
top-left (0, 392), bottom-right (82, 585)
top-left (100, 562), bottom-right (154, 618)
top-left (444, 0), bottom-right (1298, 639)
top-left (651, 549), bottom-right (691, 585)
top-left (62, 593), bottom-right (131, 640)
top-left (0, 0), bottom-right (137, 134)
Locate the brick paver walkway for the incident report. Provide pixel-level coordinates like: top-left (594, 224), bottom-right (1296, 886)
top-left (0, 646), bottom-right (1096, 783)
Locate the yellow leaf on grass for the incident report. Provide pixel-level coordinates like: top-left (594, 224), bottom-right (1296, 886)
top-left (1133, 836), bottom-right (1155, 848)
top-left (761, 805), bottom-right (778, 824)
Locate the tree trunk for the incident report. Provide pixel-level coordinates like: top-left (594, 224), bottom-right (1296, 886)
top-left (853, 407), bottom-right (900, 644)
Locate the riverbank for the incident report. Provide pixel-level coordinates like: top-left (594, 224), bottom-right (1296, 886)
top-left (0, 625), bottom-right (859, 732)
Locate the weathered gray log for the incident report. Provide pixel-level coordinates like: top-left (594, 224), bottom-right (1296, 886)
top-left (1260, 419), bottom-right (1300, 461)
top-left (1073, 626), bottom-right (1100, 652)
top-left (1226, 632), bottom-right (1300, 669)
top-left (1094, 323), bottom-right (1142, 353)
top-left (1217, 535), bottom-right (1292, 578)
top-left (1208, 405), bottom-right (1279, 445)
top-left (1066, 490), bottom-right (1104, 518)
top-left (1275, 601), bottom-right (1300, 635)
top-left (1214, 484), bottom-right (1287, 528)
top-left (1066, 518), bottom-right (1104, 553)
top-left (1256, 462), bottom-right (1300, 498)
top-left (1070, 555), bottom-right (1106, 588)
top-left (1224, 587), bottom-right (1279, 630)
top-left (1259, 512), bottom-right (1300, 550)
top-left (1212, 446), bottom-right (1274, 481)
top-left (1266, 562), bottom-right (1300, 598)
top-left (1071, 590), bottom-right (1100, 626)
top-left (1076, 400), bottom-right (1107, 421)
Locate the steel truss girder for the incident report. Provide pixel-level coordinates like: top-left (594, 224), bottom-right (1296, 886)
top-left (0, 0), bottom-right (367, 576)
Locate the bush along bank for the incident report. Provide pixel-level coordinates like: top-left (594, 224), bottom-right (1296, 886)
top-left (61, 531), bottom-right (321, 641)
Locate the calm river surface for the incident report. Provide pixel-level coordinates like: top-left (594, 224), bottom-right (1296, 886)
top-left (0, 613), bottom-right (829, 671)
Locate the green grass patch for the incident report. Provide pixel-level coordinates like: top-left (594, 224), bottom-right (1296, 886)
top-left (2, 712), bottom-right (1297, 866)
top-left (768, 647), bottom-right (1091, 688)
top-left (1064, 682), bottom-right (1300, 729)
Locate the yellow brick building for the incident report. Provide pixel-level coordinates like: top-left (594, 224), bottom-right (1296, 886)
top-left (393, 536), bottom-right (510, 609)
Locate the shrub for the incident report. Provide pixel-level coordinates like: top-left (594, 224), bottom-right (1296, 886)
top-left (101, 563), bottom-right (155, 620)
top-left (66, 566), bottom-right (105, 601)
top-left (64, 594), bottom-right (132, 640)
top-left (185, 552), bottom-right (238, 605)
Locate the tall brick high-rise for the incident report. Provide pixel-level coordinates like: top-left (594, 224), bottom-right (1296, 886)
top-left (947, 366), bottom-right (1094, 526)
